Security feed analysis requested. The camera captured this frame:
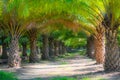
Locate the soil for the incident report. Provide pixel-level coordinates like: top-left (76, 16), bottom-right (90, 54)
top-left (0, 54), bottom-right (120, 80)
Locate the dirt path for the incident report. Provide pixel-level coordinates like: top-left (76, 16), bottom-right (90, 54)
top-left (0, 55), bottom-right (120, 80)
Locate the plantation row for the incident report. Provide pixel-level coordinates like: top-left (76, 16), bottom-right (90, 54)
top-left (0, 0), bottom-right (120, 72)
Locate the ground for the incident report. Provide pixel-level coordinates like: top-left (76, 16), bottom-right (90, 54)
top-left (0, 54), bottom-right (120, 80)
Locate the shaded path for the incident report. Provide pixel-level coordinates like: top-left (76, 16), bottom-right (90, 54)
top-left (1, 55), bottom-right (120, 80)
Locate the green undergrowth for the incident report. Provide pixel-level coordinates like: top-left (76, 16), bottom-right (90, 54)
top-left (51, 76), bottom-right (76, 80)
top-left (0, 71), bottom-right (18, 80)
top-left (32, 76), bottom-right (106, 80)
top-left (78, 49), bottom-right (86, 56)
top-left (59, 61), bottom-right (68, 65)
top-left (32, 76), bottom-right (76, 80)
top-left (81, 77), bottom-right (107, 80)
top-left (57, 49), bottom-right (86, 59)
top-left (58, 53), bottom-right (76, 59)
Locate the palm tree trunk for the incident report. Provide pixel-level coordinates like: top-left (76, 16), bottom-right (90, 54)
top-left (86, 36), bottom-right (94, 58)
top-left (22, 43), bottom-right (27, 56)
top-left (1, 36), bottom-right (8, 59)
top-left (59, 41), bottom-right (63, 55)
top-left (29, 36), bottom-right (39, 63)
top-left (62, 43), bottom-right (67, 54)
top-left (22, 43), bottom-right (28, 61)
top-left (49, 37), bottom-right (55, 58)
top-left (41, 35), bottom-right (49, 60)
top-left (54, 40), bottom-right (59, 56)
top-left (57, 41), bottom-right (60, 55)
top-left (104, 29), bottom-right (120, 71)
top-left (8, 35), bottom-right (21, 67)
top-left (92, 25), bottom-right (105, 64)
top-left (94, 36), bottom-right (105, 64)
top-left (94, 26), bottom-right (105, 64)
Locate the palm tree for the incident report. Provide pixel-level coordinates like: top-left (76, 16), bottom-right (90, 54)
top-left (77, 0), bottom-right (120, 71)
top-left (48, 36), bottom-right (55, 57)
top-left (94, 25), bottom-right (105, 64)
top-left (0, 0), bottom-right (31, 67)
top-left (19, 35), bottom-right (29, 61)
top-left (28, 28), bottom-right (40, 62)
top-left (41, 35), bottom-right (50, 60)
top-left (92, 0), bottom-right (120, 71)
top-left (86, 35), bottom-right (94, 58)
top-left (67, 0), bottom-right (105, 64)
top-left (0, 0), bottom-right (73, 67)
top-left (102, 0), bottom-right (120, 71)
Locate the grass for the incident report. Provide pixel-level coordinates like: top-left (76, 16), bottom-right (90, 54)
top-left (32, 76), bottom-right (76, 80)
top-left (51, 76), bottom-right (76, 80)
top-left (0, 71), bottom-right (18, 80)
top-left (32, 78), bottom-right (42, 80)
top-left (78, 49), bottom-right (86, 56)
top-left (57, 49), bottom-right (86, 59)
top-left (58, 53), bottom-right (77, 59)
top-left (60, 61), bottom-right (68, 65)
top-left (32, 76), bottom-right (106, 80)
top-left (24, 76), bottom-right (107, 80)
top-left (81, 77), bottom-right (107, 80)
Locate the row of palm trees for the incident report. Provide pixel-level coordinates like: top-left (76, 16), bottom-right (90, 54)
top-left (79, 0), bottom-right (120, 71)
top-left (0, 0), bottom-right (120, 72)
top-left (0, 0), bottom-right (71, 67)
top-left (0, 33), bottom-right (67, 62)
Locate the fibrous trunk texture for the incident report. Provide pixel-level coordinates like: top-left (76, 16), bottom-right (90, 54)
top-left (22, 43), bottom-right (28, 61)
top-left (29, 38), bottom-right (39, 63)
top-left (49, 37), bottom-right (55, 58)
top-left (8, 35), bottom-right (21, 68)
top-left (104, 29), bottom-right (120, 71)
top-left (94, 25), bottom-right (105, 64)
top-left (62, 43), bottom-right (67, 54)
top-left (59, 41), bottom-right (63, 55)
top-left (54, 40), bottom-right (59, 56)
top-left (86, 36), bottom-right (95, 58)
top-left (41, 35), bottom-right (49, 60)
top-left (29, 30), bottom-right (39, 63)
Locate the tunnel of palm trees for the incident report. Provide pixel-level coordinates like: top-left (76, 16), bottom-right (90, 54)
top-left (0, 0), bottom-right (120, 80)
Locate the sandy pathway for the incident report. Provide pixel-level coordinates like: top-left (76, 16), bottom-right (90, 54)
top-left (1, 55), bottom-right (120, 80)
